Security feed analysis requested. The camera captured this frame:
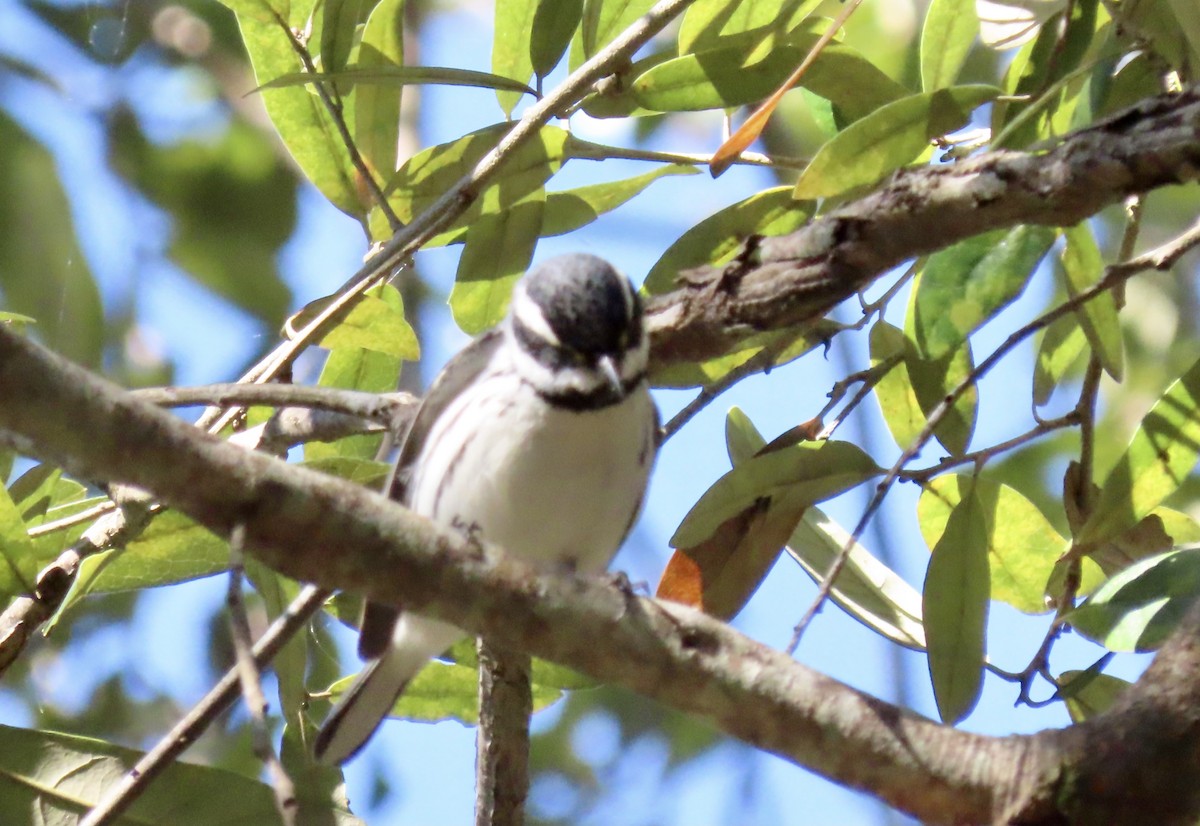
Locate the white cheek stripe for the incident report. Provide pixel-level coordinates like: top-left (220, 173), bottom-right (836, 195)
top-left (510, 285), bottom-right (560, 346)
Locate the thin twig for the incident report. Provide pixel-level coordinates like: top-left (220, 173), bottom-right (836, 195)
top-left (134, 384), bottom-right (411, 422)
top-left (79, 585), bottom-right (330, 826)
top-left (26, 500), bottom-right (118, 539)
top-left (474, 639), bottom-right (532, 826)
top-left (227, 524), bottom-right (297, 826)
top-left (899, 412), bottom-right (1080, 484)
top-left (787, 216), bottom-right (1200, 653)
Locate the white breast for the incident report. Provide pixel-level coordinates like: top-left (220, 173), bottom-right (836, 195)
top-left (407, 370), bottom-right (656, 572)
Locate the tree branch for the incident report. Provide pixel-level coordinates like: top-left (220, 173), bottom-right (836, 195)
top-left (646, 86), bottom-right (1200, 369)
top-left (0, 309), bottom-right (1064, 825)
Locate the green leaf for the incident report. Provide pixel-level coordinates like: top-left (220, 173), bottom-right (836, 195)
top-left (531, 0), bottom-right (584, 79)
top-left (920, 0), bottom-right (978, 90)
top-left (64, 511), bottom-right (229, 605)
top-left (902, 280), bottom-right (978, 456)
top-left (794, 86), bottom-right (1000, 200)
top-left (912, 226), bottom-right (1056, 360)
top-left (321, 0), bottom-right (375, 77)
top-left (1077, 357), bottom-right (1200, 546)
top-left (644, 186), bottom-right (814, 294)
top-left (1059, 669), bottom-right (1131, 722)
top-left (725, 406), bottom-right (768, 467)
top-left (788, 507), bottom-right (926, 649)
top-left (870, 320), bottom-right (929, 453)
top-left (582, 0), bottom-right (656, 56)
top-left (677, 0), bottom-right (822, 59)
top-left (246, 560), bottom-right (309, 725)
top-left (0, 485), bottom-right (36, 603)
top-left (354, 0), bottom-right (406, 177)
top-left (379, 123), bottom-right (566, 228)
top-left (631, 35), bottom-right (908, 118)
top-left (226, 1), bottom-right (361, 215)
top-left (451, 189), bottom-right (546, 334)
top-left (541, 161), bottom-right (698, 237)
top-left (1067, 548), bottom-right (1200, 651)
top-left (301, 456), bottom-right (393, 486)
top-left (280, 724), bottom-right (362, 824)
top-left (317, 284), bottom-right (419, 357)
top-left (1061, 222), bottom-right (1124, 381)
top-left (257, 66), bottom-right (539, 98)
top-left (1033, 311), bottom-right (1088, 406)
top-left (671, 440), bottom-right (880, 548)
top-left (919, 475), bottom-right (1065, 614)
top-left (493, 0), bottom-right (539, 115)
top-left (923, 479), bottom-right (989, 723)
top-left (0, 724), bottom-right (366, 825)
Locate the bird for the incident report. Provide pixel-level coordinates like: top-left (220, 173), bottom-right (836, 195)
top-left (314, 253), bottom-right (658, 764)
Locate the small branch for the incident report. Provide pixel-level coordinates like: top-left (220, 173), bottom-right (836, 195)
top-left (134, 384), bottom-right (412, 422)
top-left (788, 215), bottom-right (1200, 651)
top-left (474, 639), bottom-right (532, 826)
top-left (899, 412), bottom-right (1080, 484)
top-left (79, 586), bottom-right (330, 826)
top-left (226, 524), bottom-right (297, 826)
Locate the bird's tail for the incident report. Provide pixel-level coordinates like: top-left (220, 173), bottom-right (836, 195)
top-left (315, 615), bottom-right (463, 765)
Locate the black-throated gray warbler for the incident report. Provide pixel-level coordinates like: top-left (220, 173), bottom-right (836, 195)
top-left (315, 253), bottom-right (658, 764)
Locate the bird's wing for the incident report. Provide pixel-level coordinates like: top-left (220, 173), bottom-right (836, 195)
top-left (357, 327), bottom-right (503, 660)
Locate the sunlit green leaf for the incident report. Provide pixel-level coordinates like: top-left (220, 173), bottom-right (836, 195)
top-left (582, 0), bottom-right (655, 56)
top-left (920, 0), bottom-right (978, 90)
top-left (671, 440), bottom-right (880, 548)
top-left (1077, 357), bottom-right (1200, 546)
top-left (631, 35), bottom-right (908, 118)
top-left (225, 1), bottom-right (361, 214)
top-left (451, 189), bottom-right (546, 334)
top-left (494, 0), bottom-right (539, 115)
top-left (257, 66), bottom-right (538, 97)
top-left (0, 484), bottom-right (36, 603)
top-left (354, 0), bottom-right (406, 179)
top-left (644, 186), bottom-right (814, 294)
top-left (321, 0), bottom-right (374, 78)
top-left (677, 0), bottom-right (821, 60)
top-left (794, 86), bottom-right (1000, 200)
top-left (1061, 222), bottom-right (1124, 381)
top-left (306, 347), bottom-right (402, 460)
top-left (870, 320), bottom-right (929, 453)
top-left (923, 478), bottom-right (988, 723)
top-left (542, 161), bottom-right (698, 237)
top-left (919, 475), bottom-right (1065, 614)
top-left (1067, 548), bottom-right (1200, 651)
top-left (317, 284), bottom-right (419, 357)
top-left (789, 507), bottom-right (926, 649)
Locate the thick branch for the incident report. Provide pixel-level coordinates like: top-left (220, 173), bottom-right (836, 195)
top-left (647, 86), bottom-right (1200, 367)
top-left (0, 311), bottom-right (1029, 825)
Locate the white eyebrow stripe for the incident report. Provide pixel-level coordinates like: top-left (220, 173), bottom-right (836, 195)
top-left (510, 284), bottom-right (560, 346)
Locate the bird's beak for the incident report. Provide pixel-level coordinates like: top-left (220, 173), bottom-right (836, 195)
top-left (599, 355), bottom-right (624, 396)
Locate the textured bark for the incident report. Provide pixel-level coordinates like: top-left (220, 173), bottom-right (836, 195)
top-left (5, 314), bottom-right (1200, 824)
top-left (646, 87), bottom-right (1200, 370)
